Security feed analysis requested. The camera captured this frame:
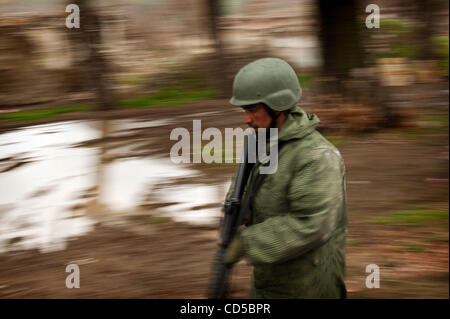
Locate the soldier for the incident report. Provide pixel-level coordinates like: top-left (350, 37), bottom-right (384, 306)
top-left (224, 58), bottom-right (348, 298)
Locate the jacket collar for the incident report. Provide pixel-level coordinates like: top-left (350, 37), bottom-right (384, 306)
top-left (278, 106), bottom-right (320, 142)
top-left (256, 107), bottom-right (320, 165)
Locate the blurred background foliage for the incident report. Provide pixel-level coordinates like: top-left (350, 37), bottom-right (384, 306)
top-left (0, 0), bottom-right (448, 128)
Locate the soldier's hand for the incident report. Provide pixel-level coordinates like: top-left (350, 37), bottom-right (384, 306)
top-left (224, 232), bottom-right (244, 265)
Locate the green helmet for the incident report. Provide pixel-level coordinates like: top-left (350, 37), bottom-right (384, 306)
top-left (230, 58), bottom-right (302, 111)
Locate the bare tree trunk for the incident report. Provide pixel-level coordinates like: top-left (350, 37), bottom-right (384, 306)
top-left (316, 0), bottom-right (404, 128)
top-left (67, 0), bottom-right (113, 110)
top-left (205, 0), bottom-right (229, 97)
top-left (317, 0), bottom-right (364, 81)
top-left (416, 0), bottom-right (435, 60)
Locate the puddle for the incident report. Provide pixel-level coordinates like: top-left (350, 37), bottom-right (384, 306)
top-left (99, 157), bottom-right (197, 211)
top-left (150, 182), bottom-right (231, 225)
top-left (178, 111), bottom-right (224, 118)
top-left (108, 118), bottom-right (174, 136)
top-left (0, 119), bottom-right (233, 253)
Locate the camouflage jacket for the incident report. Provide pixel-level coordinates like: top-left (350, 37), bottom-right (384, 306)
top-left (231, 106), bottom-right (348, 298)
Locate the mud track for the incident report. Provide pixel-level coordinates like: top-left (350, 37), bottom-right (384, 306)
top-left (0, 101), bottom-right (448, 298)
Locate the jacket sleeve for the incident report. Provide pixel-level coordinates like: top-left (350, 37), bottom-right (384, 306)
top-left (240, 147), bottom-right (345, 265)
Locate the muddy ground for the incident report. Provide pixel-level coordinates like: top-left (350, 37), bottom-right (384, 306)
top-left (0, 100), bottom-right (448, 298)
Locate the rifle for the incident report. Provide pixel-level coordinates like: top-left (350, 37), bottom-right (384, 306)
top-left (207, 133), bottom-right (255, 299)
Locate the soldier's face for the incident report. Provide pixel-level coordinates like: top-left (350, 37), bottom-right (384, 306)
top-left (242, 103), bottom-right (272, 130)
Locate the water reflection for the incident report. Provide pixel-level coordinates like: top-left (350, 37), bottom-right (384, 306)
top-left (0, 119), bottom-right (231, 253)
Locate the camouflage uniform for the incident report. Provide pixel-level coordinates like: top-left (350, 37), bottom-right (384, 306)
top-left (229, 107), bottom-right (348, 299)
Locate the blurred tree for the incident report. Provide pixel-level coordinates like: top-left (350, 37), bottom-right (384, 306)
top-left (316, 0), bottom-right (403, 128)
top-left (416, 0), bottom-right (434, 59)
top-left (66, 0), bottom-right (114, 111)
top-left (205, 0), bottom-right (229, 96)
top-left (415, 0), bottom-right (444, 60)
top-left (317, 0), bottom-right (364, 81)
